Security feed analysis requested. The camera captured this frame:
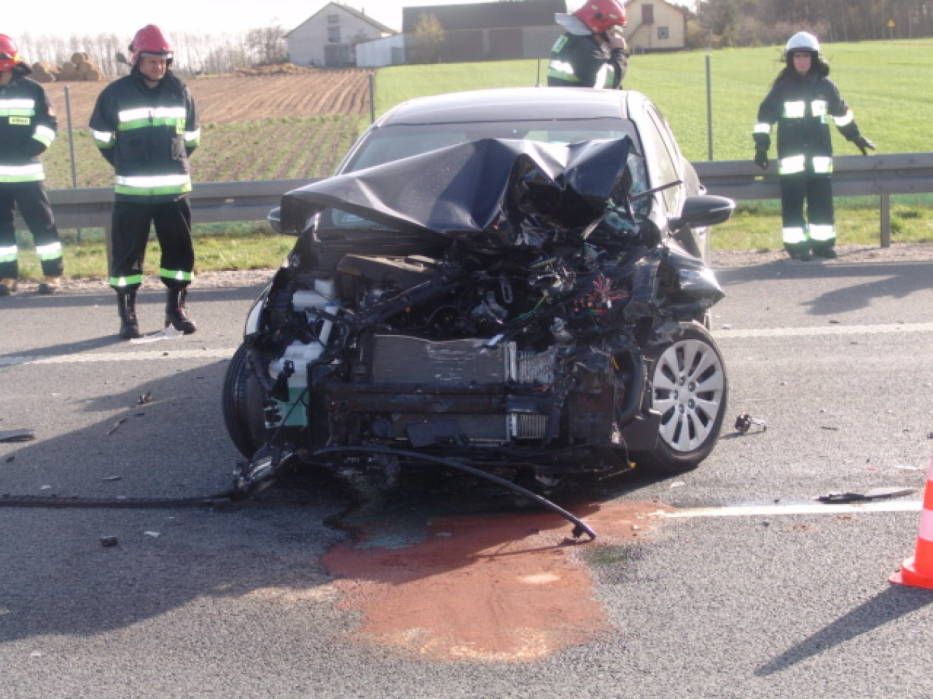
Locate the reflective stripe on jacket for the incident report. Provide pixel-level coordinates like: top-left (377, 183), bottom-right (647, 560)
top-left (753, 73), bottom-right (861, 177)
top-left (89, 70), bottom-right (199, 201)
top-left (0, 74), bottom-right (57, 182)
top-left (547, 32), bottom-right (626, 89)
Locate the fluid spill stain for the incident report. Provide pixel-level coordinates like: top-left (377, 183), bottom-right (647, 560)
top-left (322, 501), bottom-right (668, 661)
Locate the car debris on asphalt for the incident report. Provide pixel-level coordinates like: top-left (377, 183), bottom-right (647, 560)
top-left (0, 429), bottom-right (35, 443)
top-left (106, 418), bottom-right (128, 436)
top-left (816, 486), bottom-right (916, 504)
top-left (734, 413), bottom-right (767, 434)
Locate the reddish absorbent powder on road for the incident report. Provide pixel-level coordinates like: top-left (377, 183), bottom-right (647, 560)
top-left (323, 501), bottom-right (667, 661)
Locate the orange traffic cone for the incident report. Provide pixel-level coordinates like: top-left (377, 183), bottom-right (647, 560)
top-left (890, 457), bottom-right (933, 589)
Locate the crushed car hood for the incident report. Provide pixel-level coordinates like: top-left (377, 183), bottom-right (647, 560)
top-left (281, 137), bottom-right (634, 248)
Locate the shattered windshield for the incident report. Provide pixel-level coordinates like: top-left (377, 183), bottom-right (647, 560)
top-left (326, 118), bottom-right (648, 231)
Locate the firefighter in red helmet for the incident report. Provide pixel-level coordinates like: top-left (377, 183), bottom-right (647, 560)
top-left (547, 0), bottom-right (630, 89)
top-left (0, 34), bottom-right (64, 296)
top-left (89, 24), bottom-right (200, 338)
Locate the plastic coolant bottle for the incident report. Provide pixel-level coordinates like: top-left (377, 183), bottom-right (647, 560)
top-left (266, 280), bottom-right (338, 428)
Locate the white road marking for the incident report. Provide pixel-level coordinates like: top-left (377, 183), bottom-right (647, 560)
top-left (660, 500), bottom-right (922, 519)
top-left (0, 349), bottom-right (235, 367)
top-left (716, 321), bottom-right (933, 339)
top-left (0, 321), bottom-right (930, 367)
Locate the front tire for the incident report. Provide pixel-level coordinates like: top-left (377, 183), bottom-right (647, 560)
top-left (222, 344), bottom-right (266, 459)
top-left (636, 322), bottom-right (728, 475)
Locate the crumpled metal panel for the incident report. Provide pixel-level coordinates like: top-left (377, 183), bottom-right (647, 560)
top-left (281, 137), bottom-right (633, 249)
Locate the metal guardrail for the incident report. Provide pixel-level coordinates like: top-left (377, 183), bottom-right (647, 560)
top-left (46, 179), bottom-right (311, 230)
top-left (42, 153), bottom-right (933, 248)
top-left (695, 152), bottom-right (933, 198)
top-left (695, 153), bottom-right (933, 247)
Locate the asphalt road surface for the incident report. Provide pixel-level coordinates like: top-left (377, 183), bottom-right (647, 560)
top-left (1, 253), bottom-right (931, 698)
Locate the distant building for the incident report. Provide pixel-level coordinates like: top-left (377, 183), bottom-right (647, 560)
top-left (286, 2), bottom-right (396, 68)
top-left (402, 0), bottom-right (566, 64)
top-left (623, 0), bottom-right (688, 52)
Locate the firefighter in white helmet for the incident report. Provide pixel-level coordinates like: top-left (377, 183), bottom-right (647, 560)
top-left (753, 31), bottom-right (874, 260)
top-left (89, 25), bottom-right (200, 338)
top-left (0, 33), bottom-right (64, 295)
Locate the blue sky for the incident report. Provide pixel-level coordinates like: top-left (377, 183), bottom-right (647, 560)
top-left (7, 0), bottom-right (693, 38)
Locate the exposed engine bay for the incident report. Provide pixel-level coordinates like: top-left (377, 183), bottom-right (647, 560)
top-left (225, 137), bottom-right (731, 505)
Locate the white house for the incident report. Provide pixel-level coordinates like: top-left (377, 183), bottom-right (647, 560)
top-left (357, 0), bottom-right (566, 67)
top-left (623, 0), bottom-right (688, 52)
top-left (356, 34), bottom-right (408, 68)
top-left (286, 2), bottom-right (397, 67)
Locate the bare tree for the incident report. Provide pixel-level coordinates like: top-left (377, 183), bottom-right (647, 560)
top-left (246, 25), bottom-right (287, 66)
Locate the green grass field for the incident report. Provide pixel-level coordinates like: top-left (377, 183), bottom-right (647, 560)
top-left (375, 39), bottom-right (933, 161)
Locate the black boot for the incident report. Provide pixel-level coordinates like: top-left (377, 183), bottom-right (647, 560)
top-left (117, 289), bottom-right (141, 340)
top-left (811, 245), bottom-right (837, 259)
top-left (784, 244), bottom-right (811, 261)
top-left (165, 287), bottom-right (197, 334)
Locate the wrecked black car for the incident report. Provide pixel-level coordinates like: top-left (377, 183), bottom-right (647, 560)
top-left (223, 88), bottom-right (734, 496)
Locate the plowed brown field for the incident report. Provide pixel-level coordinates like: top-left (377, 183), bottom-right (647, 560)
top-left (43, 69), bottom-right (371, 126)
top-left (41, 70), bottom-right (372, 188)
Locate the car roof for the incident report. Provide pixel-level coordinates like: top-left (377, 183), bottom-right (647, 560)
top-left (377, 87), bottom-right (641, 125)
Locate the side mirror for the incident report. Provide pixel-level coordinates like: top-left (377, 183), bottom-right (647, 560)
top-left (669, 195), bottom-right (735, 230)
top-left (267, 206), bottom-right (284, 234)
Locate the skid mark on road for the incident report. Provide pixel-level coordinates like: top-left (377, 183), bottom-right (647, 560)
top-left (322, 501), bottom-right (667, 662)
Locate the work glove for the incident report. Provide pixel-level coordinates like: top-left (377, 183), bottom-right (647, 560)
top-left (607, 27), bottom-right (629, 53)
top-left (854, 136), bottom-right (875, 156)
top-left (754, 147), bottom-right (769, 170)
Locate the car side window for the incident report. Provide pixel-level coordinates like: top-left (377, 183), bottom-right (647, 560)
top-left (638, 104), bottom-right (685, 214)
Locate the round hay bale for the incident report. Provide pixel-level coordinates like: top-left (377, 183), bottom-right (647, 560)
top-left (30, 62), bottom-right (57, 82)
top-left (78, 64), bottom-right (102, 81)
top-left (57, 61), bottom-right (81, 81)
top-left (70, 52), bottom-right (90, 65)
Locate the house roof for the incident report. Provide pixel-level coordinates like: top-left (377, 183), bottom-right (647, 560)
top-left (627, 0), bottom-right (690, 18)
top-left (402, 0), bottom-right (566, 34)
top-left (286, 2), bottom-right (397, 38)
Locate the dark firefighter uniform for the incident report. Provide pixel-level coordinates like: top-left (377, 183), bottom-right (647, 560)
top-left (0, 68), bottom-right (63, 283)
top-left (547, 32), bottom-right (627, 89)
top-left (89, 69), bottom-right (199, 292)
top-left (754, 74), bottom-right (865, 255)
